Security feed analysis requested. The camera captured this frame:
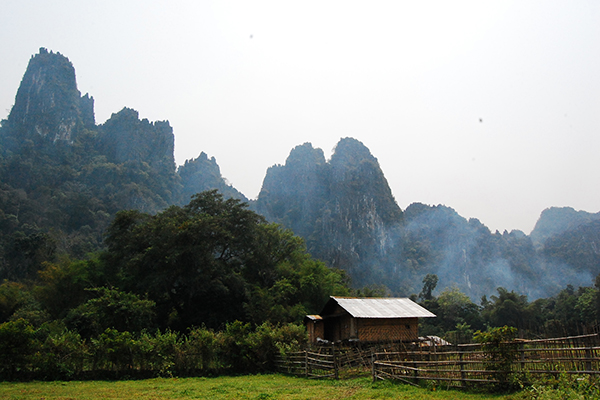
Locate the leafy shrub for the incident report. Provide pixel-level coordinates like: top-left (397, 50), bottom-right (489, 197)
top-left (216, 321), bottom-right (253, 372)
top-left (182, 326), bottom-right (217, 373)
top-left (512, 373), bottom-right (600, 399)
top-left (474, 325), bottom-right (518, 389)
top-left (34, 323), bottom-right (87, 379)
top-left (135, 329), bottom-right (181, 376)
top-left (0, 318), bottom-right (36, 379)
top-left (247, 322), bottom-right (307, 371)
top-left (90, 328), bottom-right (138, 372)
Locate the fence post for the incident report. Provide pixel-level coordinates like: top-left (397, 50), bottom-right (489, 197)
top-left (520, 342), bottom-right (525, 373)
top-left (585, 336), bottom-right (592, 372)
top-left (304, 350), bottom-right (308, 378)
top-left (371, 350), bottom-right (376, 382)
top-left (332, 343), bottom-right (339, 379)
top-left (459, 351), bottom-right (466, 388)
top-left (413, 358), bottom-right (419, 385)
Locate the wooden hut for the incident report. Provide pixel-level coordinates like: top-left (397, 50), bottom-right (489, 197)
top-left (305, 296), bottom-right (436, 344)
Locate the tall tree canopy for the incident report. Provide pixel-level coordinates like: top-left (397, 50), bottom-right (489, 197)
top-left (101, 190), bottom-right (348, 330)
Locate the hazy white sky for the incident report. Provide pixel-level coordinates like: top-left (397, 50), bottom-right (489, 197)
top-left (2, 1), bottom-right (599, 233)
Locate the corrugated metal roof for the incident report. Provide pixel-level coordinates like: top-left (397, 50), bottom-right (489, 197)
top-left (331, 297), bottom-right (436, 319)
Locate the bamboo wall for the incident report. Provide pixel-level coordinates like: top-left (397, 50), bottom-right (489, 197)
top-left (358, 318), bottom-right (418, 342)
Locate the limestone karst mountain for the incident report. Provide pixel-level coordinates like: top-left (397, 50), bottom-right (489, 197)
top-left (1, 48), bottom-right (599, 300)
top-left (256, 139), bottom-right (600, 299)
top-left (257, 138), bottom-right (403, 287)
top-left (5, 48), bottom-right (92, 146)
top-left (0, 48), bottom-right (241, 279)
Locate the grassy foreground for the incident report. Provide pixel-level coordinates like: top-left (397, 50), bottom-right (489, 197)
top-left (0, 374), bottom-right (514, 399)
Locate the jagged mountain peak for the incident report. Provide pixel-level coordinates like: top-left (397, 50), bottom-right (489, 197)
top-left (100, 107), bottom-right (173, 156)
top-left (7, 47), bottom-right (93, 144)
top-left (285, 142), bottom-right (326, 168)
top-left (178, 152), bottom-right (248, 203)
top-left (330, 137), bottom-right (377, 168)
top-left (531, 206), bottom-right (600, 245)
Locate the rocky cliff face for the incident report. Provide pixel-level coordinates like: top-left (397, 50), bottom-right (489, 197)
top-left (99, 107), bottom-right (175, 177)
top-left (257, 142), bottom-right (328, 238)
top-left (257, 138), bottom-right (403, 287)
top-left (6, 48), bottom-right (91, 144)
top-left (3, 48), bottom-right (600, 299)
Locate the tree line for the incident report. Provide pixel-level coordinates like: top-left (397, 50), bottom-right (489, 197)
top-left (416, 273), bottom-right (600, 343)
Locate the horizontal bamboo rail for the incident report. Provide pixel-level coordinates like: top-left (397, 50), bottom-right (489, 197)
top-left (275, 348), bottom-right (339, 379)
top-left (276, 334), bottom-right (600, 385)
top-left (372, 333), bottom-right (600, 386)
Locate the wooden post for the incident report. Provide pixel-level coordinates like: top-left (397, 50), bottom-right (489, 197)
top-left (413, 357), bottom-right (419, 385)
top-left (333, 343), bottom-right (339, 379)
top-left (304, 350), bottom-right (308, 378)
top-left (585, 336), bottom-right (592, 373)
top-left (520, 343), bottom-right (525, 373)
top-left (371, 350), bottom-right (376, 382)
top-left (459, 351), bottom-right (466, 388)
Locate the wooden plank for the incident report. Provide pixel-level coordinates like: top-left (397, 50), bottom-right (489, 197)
top-left (375, 362), bottom-right (503, 376)
top-left (374, 368), bottom-right (500, 384)
top-left (518, 333), bottom-right (598, 344)
top-left (306, 357), bottom-right (335, 365)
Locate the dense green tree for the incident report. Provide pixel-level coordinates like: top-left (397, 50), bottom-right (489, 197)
top-left (575, 287), bottom-right (597, 324)
top-left (0, 281), bottom-right (38, 323)
top-left (419, 285), bottom-right (482, 341)
top-left (33, 257), bottom-right (107, 320)
top-left (419, 273), bottom-right (438, 301)
top-left (482, 287), bottom-right (531, 331)
top-left (65, 287), bottom-right (156, 338)
top-left (0, 319), bottom-right (37, 379)
top-left (101, 190), bottom-right (348, 330)
top-left (436, 287), bottom-right (482, 332)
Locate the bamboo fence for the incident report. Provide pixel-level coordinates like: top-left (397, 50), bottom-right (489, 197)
top-left (276, 333), bottom-right (600, 386)
top-left (372, 333), bottom-right (600, 386)
top-left (275, 347), bottom-right (338, 379)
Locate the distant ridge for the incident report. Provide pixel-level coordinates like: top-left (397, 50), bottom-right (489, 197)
top-left (531, 207), bottom-right (600, 245)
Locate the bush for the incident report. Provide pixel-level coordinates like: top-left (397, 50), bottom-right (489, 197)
top-left (252, 322), bottom-right (307, 370)
top-left (34, 323), bottom-right (87, 379)
top-left (513, 373), bottom-right (600, 399)
top-left (136, 329), bottom-right (181, 376)
top-left (216, 321), bottom-right (253, 372)
top-left (0, 319), bottom-right (36, 379)
top-left (213, 321), bottom-right (307, 373)
top-left (0, 319), bottom-right (309, 380)
top-left (182, 326), bottom-right (217, 374)
top-left (474, 325), bottom-right (518, 389)
top-left (90, 328), bottom-right (138, 372)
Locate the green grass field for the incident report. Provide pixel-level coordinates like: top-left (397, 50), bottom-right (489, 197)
top-left (0, 374), bottom-right (515, 399)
